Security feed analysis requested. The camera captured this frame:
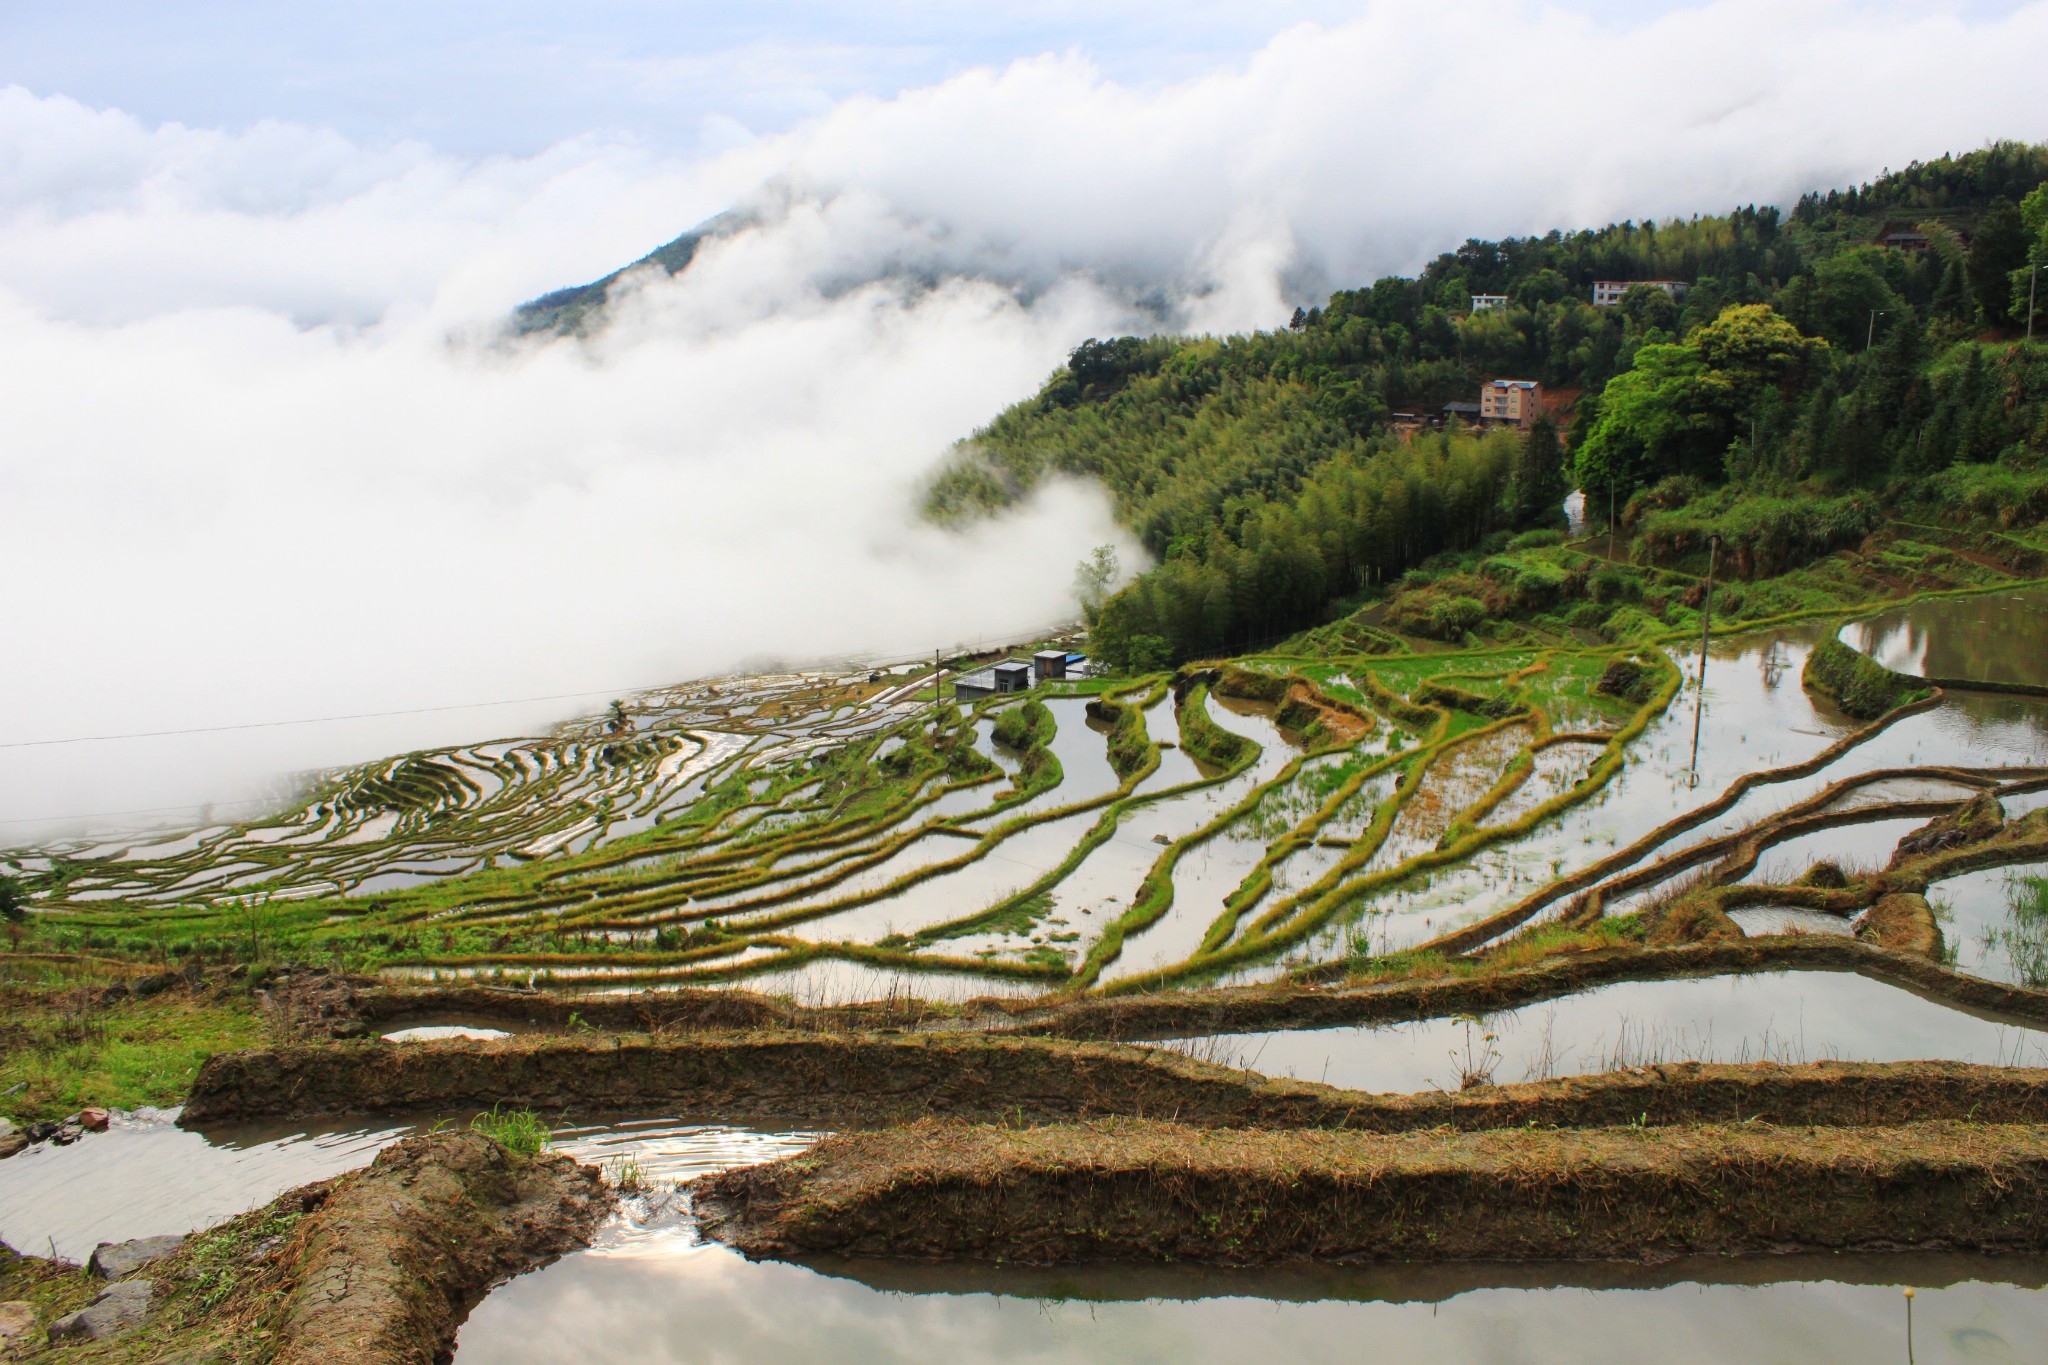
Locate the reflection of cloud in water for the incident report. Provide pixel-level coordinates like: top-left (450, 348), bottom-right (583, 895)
top-left (450, 1233), bottom-right (2048, 1365)
top-left (1160, 970), bottom-right (2048, 1096)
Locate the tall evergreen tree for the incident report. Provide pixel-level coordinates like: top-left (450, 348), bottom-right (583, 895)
top-left (1969, 199), bottom-right (2029, 326)
top-left (1514, 417), bottom-right (1568, 526)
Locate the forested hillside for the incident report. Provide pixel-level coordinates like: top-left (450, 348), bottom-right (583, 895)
top-left (928, 142), bottom-right (2048, 666)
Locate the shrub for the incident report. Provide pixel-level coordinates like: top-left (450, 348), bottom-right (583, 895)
top-left (992, 698), bottom-right (1053, 750)
top-left (1086, 694), bottom-right (1154, 779)
top-left (1426, 595), bottom-right (1487, 639)
top-left (1593, 656), bottom-right (1658, 703)
top-left (1598, 606), bottom-right (1665, 643)
top-left (1587, 567), bottom-right (1642, 605)
top-left (1637, 493), bottom-right (1878, 579)
top-left (1801, 638), bottom-right (1928, 720)
top-left (1563, 600), bottom-right (1610, 630)
top-left (1508, 529), bottom-right (1564, 550)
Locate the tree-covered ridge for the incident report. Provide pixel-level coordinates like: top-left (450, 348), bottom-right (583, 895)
top-left (929, 142), bottom-right (2048, 666)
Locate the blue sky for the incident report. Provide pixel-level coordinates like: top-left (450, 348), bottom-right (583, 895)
top-left (13, 0), bottom-right (2024, 155)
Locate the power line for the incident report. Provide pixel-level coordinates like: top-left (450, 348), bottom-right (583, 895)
top-left (0, 685), bottom-right (667, 751)
top-left (0, 616), bottom-right (1087, 829)
top-left (0, 617), bottom-right (1081, 752)
top-left (0, 796), bottom-right (276, 829)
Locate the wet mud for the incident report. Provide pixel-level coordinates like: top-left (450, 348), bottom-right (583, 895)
top-left (180, 1030), bottom-right (2048, 1136)
top-left (692, 1117), bottom-right (2048, 1265)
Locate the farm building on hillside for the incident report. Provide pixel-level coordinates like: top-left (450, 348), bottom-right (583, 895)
top-left (1480, 379), bottom-right (1544, 429)
top-left (952, 660), bottom-right (1033, 699)
top-left (1591, 279), bottom-right (1689, 308)
top-left (1469, 293), bottom-right (1509, 312)
top-left (954, 650), bottom-right (1088, 699)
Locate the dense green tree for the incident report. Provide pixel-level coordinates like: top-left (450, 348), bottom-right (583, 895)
top-left (1513, 417), bottom-right (1568, 527)
top-left (0, 874), bottom-right (26, 924)
top-left (1970, 199), bottom-right (2029, 326)
top-left (929, 144), bottom-right (2048, 666)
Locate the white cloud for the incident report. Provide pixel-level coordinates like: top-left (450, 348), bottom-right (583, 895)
top-left (3, 0), bottom-right (2046, 830)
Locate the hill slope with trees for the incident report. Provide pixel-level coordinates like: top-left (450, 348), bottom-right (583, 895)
top-left (926, 142), bottom-right (2048, 666)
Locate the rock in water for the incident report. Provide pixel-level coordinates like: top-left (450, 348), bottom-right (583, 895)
top-left (89, 1235), bottom-right (186, 1280)
top-left (48, 1280), bottom-right (153, 1341)
top-left (0, 1119), bottom-right (25, 1160)
top-left (78, 1108), bottom-right (111, 1133)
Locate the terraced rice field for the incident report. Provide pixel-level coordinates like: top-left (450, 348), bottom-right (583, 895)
top-left (9, 593), bottom-right (2048, 1003)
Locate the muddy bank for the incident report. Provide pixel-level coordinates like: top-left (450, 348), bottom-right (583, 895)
top-left (341, 975), bottom-right (959, 1039)
top-left (6, 1130), bottom-right (606, 1363)
top-left (180, 1031), bottom-right (2048, 1134)
top-left (693, 1117), bottom-right (2048, 1266)
top-left (271, 1131), bottom-right (608, 1365)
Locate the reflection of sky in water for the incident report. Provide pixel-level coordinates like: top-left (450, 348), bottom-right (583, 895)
top-left (0, 1114), bottom-right (417, 1261)
top-left (453, 1237), bottom-right (2048, 1365)
top-left (1162, 970), bottom-right (2048, 1095)
top-left (1842, 587), bottom-right (2048, 688)
top-left (1929, 862), bottom-right (2048, 988)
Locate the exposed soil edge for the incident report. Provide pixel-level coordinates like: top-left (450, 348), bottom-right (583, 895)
top-left (180, 1032), bottom-right (2048, 1135)
top-left (273, 1130), bottom-right (609, 1365)
top-left (692, 1118), bottom-right (2048, 1266)
top-left (15, 1131), bottom-right (608, 1364)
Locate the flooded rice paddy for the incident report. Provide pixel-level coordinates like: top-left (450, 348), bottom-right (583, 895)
top-left (455, 1239), bottom-right (2048, 1364)
top-left (1158, 969), bottom-right (2048, 1094)
top-left (1843, 585), bottom-right (2048, 687)
top-left (8, 589), bottom-right (2048, 1003)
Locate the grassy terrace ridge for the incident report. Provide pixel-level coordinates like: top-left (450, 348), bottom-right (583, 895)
top-left (692, 1116), bottom-right (2048, 1265)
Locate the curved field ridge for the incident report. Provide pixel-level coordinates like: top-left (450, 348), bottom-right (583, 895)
top-left (183, 1030), bottom-right (2048, 1133)
top-left (693, 1117), bottom-right (2048, 1265)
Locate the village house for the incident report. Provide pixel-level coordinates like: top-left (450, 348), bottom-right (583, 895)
top-left (952, 650), bottom-right (1086, 699)
top-left (1469, 293), bottom-right (1509, 312)
top-left (1591, 279), bottom-right (1690, 308)
top-left (1479, 379), bottom-right (1543, 429)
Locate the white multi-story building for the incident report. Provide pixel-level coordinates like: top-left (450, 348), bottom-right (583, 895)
top-left (1470, 293), bottom-right (1510, 312)
top-left (1591, 279), bottom-right (1689, 308)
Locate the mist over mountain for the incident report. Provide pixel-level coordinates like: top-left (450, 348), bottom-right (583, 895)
top-left (3, 0), bottom-right (2047, 834)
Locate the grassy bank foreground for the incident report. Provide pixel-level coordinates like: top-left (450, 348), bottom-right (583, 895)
top-left (0, 958), bottom-right (269, 1126)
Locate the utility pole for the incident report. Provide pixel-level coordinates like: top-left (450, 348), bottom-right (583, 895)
top-left (1867, 308), bottom-right (1887, 351)
top-left (2030, 264), bottom-right (2039, 342)
top-left (933, 648), bottom-right (941, 726)
top-left (1687, 533), bottom-right (1721, 788)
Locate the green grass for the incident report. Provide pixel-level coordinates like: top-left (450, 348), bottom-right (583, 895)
top-left (0, 974), bottom-right (268, 1125)
top-left (470, 1103), bottom-right (552, 1156)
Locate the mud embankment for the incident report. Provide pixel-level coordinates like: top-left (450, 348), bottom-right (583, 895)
top-left (181, 1031), bottom-right (2048, 1134)
top-left (13, 1131), bottom-right (606, 1364)
top-left (693, 1117), bottom-right (2048, 1266)
top-left (271, 1131), bottom-right (607, 1365)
